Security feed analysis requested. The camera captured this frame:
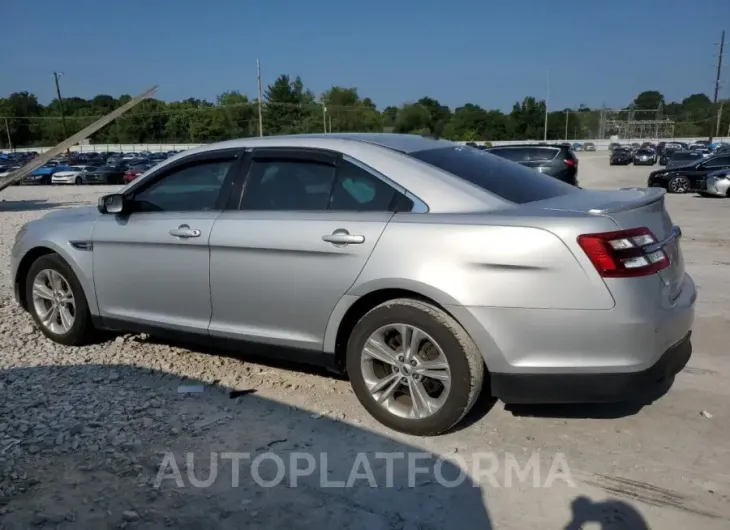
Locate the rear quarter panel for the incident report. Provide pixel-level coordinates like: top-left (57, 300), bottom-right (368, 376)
top-left (348, 214), bottom-right (616, 310)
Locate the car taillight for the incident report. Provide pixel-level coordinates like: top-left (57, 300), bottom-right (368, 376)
top-left (577, 227), bottom-right (669, 278)
top-left (564, 158), bottom-right (576, 167)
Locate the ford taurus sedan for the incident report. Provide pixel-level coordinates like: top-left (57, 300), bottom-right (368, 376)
top-left (10, 133), bottom-right (696, 436)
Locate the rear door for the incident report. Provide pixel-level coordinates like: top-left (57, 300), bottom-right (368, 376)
top-left (207, 149), bottom-right (409, 351)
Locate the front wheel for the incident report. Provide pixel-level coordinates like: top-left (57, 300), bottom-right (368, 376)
top-left (75, 176), bottom-right (82, 185)
top-left (346, 298), bottom-right (485, 436)
top-left (25, 254), bottom-right (96, 346)
top-left (668, 176), bottom-right (691, 194)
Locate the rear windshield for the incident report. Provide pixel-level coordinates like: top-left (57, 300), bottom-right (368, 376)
top-left (484, 147), bottom-right (527, 162)
top-left (409, 145), bottom-right (577, 204)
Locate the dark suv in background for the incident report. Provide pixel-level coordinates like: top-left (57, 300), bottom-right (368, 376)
top-left (484, 144), bottom-right (579, 185)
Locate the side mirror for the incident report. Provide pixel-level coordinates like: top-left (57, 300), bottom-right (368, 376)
top-left (98, 193), bottom-right (126, 214)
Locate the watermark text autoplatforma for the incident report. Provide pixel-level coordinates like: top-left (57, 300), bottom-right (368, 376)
top-left (154, 450), bottom-right (576, 489)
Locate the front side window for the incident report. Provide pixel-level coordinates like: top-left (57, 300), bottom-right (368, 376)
top-left (132, 159), bottom-right (232, 212)
top-left (241, 159), bottom-right (336, 211)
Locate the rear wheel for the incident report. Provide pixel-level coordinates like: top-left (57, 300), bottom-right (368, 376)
top-left (25, 254), bottom-right (96, 346)
top-left (668, 176), bottom-right (690, 194)
top-left (346, 298), bottom-right (484, 436)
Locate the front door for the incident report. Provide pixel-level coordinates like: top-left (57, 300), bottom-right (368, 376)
top-left (92, 151), bottom-right (240, 333)
top-left (208, 149), bottom-right (408, 350)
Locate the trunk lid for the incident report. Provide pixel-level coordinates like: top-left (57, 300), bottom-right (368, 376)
top-left (535, 187), bottom-right (685, 300)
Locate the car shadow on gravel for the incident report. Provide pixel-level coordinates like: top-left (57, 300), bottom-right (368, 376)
top-left (130, 334), bottom-right (499, 429)
top-left (0, 363), bottom-right (495, 529)
top-left (0, 199), bottom-right (86, 212)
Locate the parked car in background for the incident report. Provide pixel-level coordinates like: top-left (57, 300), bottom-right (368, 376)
top-left (630, 142), bottom-right (641, 151)
top-left (123, 162), bottom-right (157, 184)
top-left (11, 133), bottom-right (695, 436)
top-left (51, 165), bottom-right (96, 185)
top-left (571, 142), bottom-right (583, 151)
top-left (659, 142), bottom-right (684, 165)
top-left (609, 148), bottom-right (633, 165)
top-left (0, 165), bottom-right (22, 178)
top-left (698, 169), bottom-right (730, 198)
top-left (633, 148), bottom-right (656, 166)
top-left (608, 142), bottom-right (621, 152)
top-left (666, 150), bottom-right (704, 169)
top-left (689, 144), bottom-right (712, 157)
top-left (485, 144), bottom-right (579, 185)
top-left (583, 142), bottom-right (596, 152)
top-left (82, 165), bottom-right (127, 185)
top-left (648, 153), bottom-right (730, 193)
top-left (24, 163), bottom-right (71, 185)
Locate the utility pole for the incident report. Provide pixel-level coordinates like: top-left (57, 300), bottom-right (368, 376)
top-left (564, 110), bottom-right (569, 141)
top-left (716, 101), bottom-right (724, 140)
top-left (329, 115), bottom-right (332, 134)
top-left (256, 59), bottom-right (264, 137)
top-left (542, 70), bottom-right (550, 142)
top-left (321, 97), bottom-right (327, 133)
top-left (53, 72), bottom-right (70, 155)
top-left (710, 30), bottom-right (724, 143)
top-left (4, 118), bottom-right (11, 151)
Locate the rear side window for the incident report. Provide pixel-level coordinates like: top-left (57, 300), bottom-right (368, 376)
top-left (330, 160), bottom-right (410, 212)
top-left (410, 146), bottom-right (577, 204)
top-left (241, 159), bottom-right (336, 211)
top-left (486, 147), bottom-right (527, 162)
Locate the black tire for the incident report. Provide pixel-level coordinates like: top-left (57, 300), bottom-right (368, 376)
top-left (668, 176), bottom-right (690, 194)
top-left (346, 298), bottom-right (485, 436)
top-left (25, 253), bottom-right (96, 346)
top-left (75, 176), bottom-right (82, 185)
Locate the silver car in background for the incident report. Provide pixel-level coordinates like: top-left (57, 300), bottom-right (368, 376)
top-left (11, 134), bottom-right (696, 436)
top-left (699, 169), bottom-right (730, 197)
top-left (51, 165), bottom-right (96, 185)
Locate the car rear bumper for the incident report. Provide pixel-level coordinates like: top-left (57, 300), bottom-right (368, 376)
top-left (447, 273), bottom-right (696, 403)
top-left (489, 331), bottom-right (692, 403)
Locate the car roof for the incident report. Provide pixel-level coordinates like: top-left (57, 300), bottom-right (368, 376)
top-left (486, 144), bottom-right (562, 149)
top-left (182, 133), bottom-right (455, 155)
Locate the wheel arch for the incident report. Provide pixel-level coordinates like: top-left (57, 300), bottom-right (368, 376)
top-left (324, 279), bottom-right (494, 373)
top-left (15, 243), bottom-right (98, 315)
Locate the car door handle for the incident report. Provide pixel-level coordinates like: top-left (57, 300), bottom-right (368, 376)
top-left (169, 225), bottom-right (201, 238)
top-left (322, 231), bottom-right (365, 245)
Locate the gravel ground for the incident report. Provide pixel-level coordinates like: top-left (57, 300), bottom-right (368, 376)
top-left (1, 154), bottom-right (729, 529)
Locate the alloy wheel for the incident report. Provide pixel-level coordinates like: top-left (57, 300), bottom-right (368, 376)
top-left (31, 269), bottom-right (76, 334)
top-left (360, 323), bottom-right (451, 419)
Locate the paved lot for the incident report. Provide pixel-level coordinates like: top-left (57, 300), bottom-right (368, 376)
top-left (0, 153), bottom-right (728, 529)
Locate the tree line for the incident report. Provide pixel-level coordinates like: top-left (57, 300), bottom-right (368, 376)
top-left (0, 74), bottom-right (727, 149)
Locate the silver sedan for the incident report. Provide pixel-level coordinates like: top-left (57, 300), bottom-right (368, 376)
top-left (10, 133), bottom-right (696, 435)
top-left (699, 169), bottom-right (730, 197)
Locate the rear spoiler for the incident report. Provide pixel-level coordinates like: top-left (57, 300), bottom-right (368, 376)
top-left (588, 187), bottom-right (666, 215)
